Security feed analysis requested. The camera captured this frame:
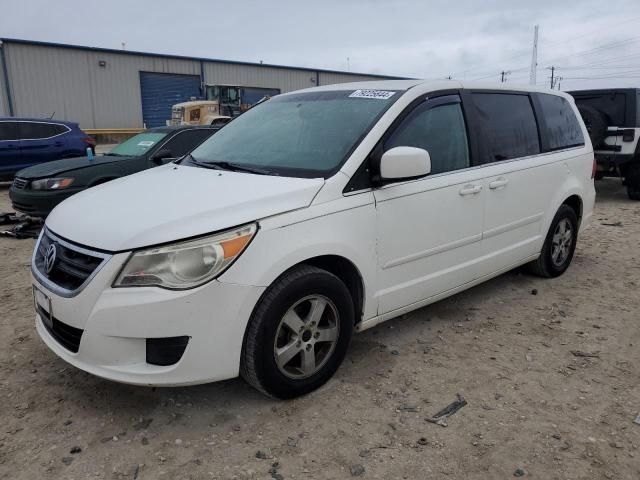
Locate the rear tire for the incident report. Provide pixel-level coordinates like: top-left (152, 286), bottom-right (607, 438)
top-left (628, 183), bottom-right (640, 201)
top-left (528, 205), bottom-right (579, 278)
top-left (240, 265), bottom-right (354, 399)
top-left (626, 166), bottom-right (640, 200)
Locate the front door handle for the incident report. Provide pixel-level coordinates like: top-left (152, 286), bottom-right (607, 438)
top-left (459, 184), bottom-right (482, 196)
top-left (489, 177), bottom-right (508, 189)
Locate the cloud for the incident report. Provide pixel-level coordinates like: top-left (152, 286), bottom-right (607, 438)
top-left (1, 0), bottom-right (639, 89)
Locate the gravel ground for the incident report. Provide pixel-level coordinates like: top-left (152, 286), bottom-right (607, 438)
top-left (0, 179), bottom-right (639, 480)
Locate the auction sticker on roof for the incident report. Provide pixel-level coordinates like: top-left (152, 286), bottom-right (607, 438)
top-left (349, 89), bottom-right (396, 100)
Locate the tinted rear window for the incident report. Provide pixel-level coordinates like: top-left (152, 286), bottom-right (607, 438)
top-left (20, 122), bottom-right (69, 139)
top-left (0, 122), bottom-right (18, 141)
top-left (161, 129), bottom-right (213, 158)
top-left (471, 93), bottom-right (540, 162)
top-left (537, 94), bottom-right (584, 150)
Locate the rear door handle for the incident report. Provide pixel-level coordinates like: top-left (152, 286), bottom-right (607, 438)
top-left (489, 177), bottom-right (508, 189)
top-left (459, 184), bottom-right (482, 196)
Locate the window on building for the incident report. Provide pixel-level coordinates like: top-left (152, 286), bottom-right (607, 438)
top-left (537, 94), bottom-right (585, 150)
top-left (385, 100), bottom-right (470, 174)
top-left (471, 93), bottom-right (540, 162)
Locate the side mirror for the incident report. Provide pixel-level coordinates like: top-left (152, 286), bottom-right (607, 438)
top-left (151, 148), bottom-right (173, 164)
top-left (379, 146), bottom-right (431, 181)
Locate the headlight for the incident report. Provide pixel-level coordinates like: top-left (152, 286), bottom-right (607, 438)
top-left (114, 223), bottom-right (257, 289)
top-left (31, 177), bottom-right (75, 190)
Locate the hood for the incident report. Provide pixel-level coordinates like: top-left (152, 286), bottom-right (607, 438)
top-left (46, 164), bottom-right (324, 251)
top-left (17, 155), bottom-right (135, 179)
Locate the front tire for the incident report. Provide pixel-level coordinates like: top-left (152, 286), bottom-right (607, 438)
top-left (240, 265), bottom-right (354, 399)
top-left (528, 205), bottom-right (579, 278)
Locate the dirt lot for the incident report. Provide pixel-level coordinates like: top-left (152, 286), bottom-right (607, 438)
top-left (0, 179), bottom-right (638, 480)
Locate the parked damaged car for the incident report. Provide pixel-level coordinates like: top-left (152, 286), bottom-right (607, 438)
top-left (10, 125), bottom-right (218, 217)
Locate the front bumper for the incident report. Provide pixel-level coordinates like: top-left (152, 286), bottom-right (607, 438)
top-left (33, 251), bottom-right (265, 386)
top-left (10, 186), bottom-right (80, 218)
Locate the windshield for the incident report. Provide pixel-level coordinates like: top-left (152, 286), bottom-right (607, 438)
top-left (109, 132), bottom-right (167, 156)
top-left (188, 89), bottom-right (400, 177)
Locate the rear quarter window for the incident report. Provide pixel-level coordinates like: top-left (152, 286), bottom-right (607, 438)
top-left (20, 122), bottom-right (69, 139)
top-left (470, 93), bottom-right (540, 162)
top-left (536, 94), bottom-right (584, 151)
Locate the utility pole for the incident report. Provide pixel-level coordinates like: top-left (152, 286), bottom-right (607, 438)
top-left (500, 70), bottom-right (511, 83)
top-left (529, 25), bottom-right (539, 85)
top-left (556, 76), bottom-right (563, 90)
top-left (547, 66), bottom-right (555, 89)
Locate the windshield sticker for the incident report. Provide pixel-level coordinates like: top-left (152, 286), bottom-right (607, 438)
top-left (349, 89), bottom-right (396, 100)
top-left (137, 140), bottom-right (156, 147)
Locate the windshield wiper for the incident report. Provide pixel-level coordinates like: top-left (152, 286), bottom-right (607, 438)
top-left (208, 161), bottom-right (273, 175)
top-left (187, 156), bottom-right (273, 175)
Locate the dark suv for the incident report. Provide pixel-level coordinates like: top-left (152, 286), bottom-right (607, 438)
top-left (569, 89), bottom-right (640, 200)
top-left (0, 118), bottom-right (95, 180)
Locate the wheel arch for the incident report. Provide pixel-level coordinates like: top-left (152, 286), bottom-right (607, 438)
top-left (561, 194), bottom-right (583, 226)
top-left (251, 254), bottom-right (366, 326)
top-left (301, 255), bottom-right (365, 325)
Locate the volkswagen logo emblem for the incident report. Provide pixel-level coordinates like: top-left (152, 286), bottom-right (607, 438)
top-left (44, 243), bottom-right (58, 275)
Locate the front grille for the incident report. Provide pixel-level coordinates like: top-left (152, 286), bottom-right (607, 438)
top-left (33, 229), bottom-right (109, 294)
top-left (37, 304), bottom-right (83, 353)
top-left (13, 177), bottom-right (28, 189)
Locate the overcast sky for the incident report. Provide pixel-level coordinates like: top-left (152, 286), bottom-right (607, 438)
top-left (1, 0), bottom-right (639, 90)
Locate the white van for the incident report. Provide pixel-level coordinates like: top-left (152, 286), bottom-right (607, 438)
top-left (31, 80), bottom-right (595, 398)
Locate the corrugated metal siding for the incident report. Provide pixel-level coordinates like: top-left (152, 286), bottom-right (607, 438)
top-left (319, 71), bottom-right (390, 86)
top-left (203, 62), bottom-right (315, 93)
top-left (4, 43), bottom-right (200, 128)
top-left (0, 48), bottom-right (7, 116)
top-left (2, 40), bottom-right (402, 128)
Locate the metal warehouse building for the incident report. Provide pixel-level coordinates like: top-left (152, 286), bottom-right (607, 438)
top-left (0, 38), bottom-right (405, 131)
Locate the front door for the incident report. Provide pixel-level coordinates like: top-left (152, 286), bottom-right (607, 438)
top-left (0, 121), bottom-right (21, 177)
top-left (373, 95), bottom-right (485, 315)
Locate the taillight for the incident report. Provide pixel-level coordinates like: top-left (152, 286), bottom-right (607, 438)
top-left (591, 157), bottom-right (597, 179)
top-left (83, 136), bottom-right (96, 147)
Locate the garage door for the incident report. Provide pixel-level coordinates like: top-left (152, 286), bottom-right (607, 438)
top-left (140, 72), bottom-right (202, 128)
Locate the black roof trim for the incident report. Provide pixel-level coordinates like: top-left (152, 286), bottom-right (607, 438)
top-left (0, 37), bottom-right (410, 80)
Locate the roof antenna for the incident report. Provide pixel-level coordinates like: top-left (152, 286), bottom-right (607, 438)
top-left (48, 111), bottom-right (55, 119)
top-left (121, 42), bottom-right (126, 50)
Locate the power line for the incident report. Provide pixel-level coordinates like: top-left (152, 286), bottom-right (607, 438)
top-left (538, 36), bottom-right (640, 68)
top-left (538, 15), bottom-right (640, 50)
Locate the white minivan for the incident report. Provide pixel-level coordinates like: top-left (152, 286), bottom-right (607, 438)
top-left (31, 80), bottom-right (595, 398)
